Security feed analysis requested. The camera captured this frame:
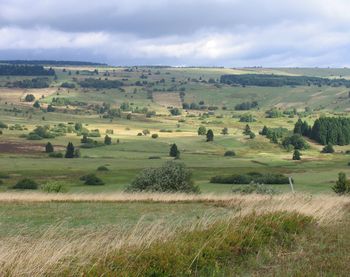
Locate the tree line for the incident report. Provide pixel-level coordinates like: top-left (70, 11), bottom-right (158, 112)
top-left (0, 65), bottom-right (55, 76)
top-left (220, 74), bottom-right (350, 87)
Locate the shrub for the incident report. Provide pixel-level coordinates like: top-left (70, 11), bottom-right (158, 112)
top-left (126, 161), bottom-right (199, 193)
top-left (210, 172), bottom-right (289, 185)
top-left (232, 184), bottom-right (277, 195)
top-left (148, 156), bottom-right (161, 159)
top-left (24, 94), bottom-right (35, 102)
top-left (0, 179), bottom-right (3, 185)
top-left (13, 178), bottom-right (38, 189)
top-left (49, 152), bottom-right (63, 158)
top-left (151, 133), bottom-right (158, 139)
top-left (197, 126), bottom-right (206, 136)
top-left (322, 143), bottom-right (335, 153)
top-left (0, 122), bottom-right (8, 129)
top-left (80, 174), bottom-right (104, 186)
top-left (224, 150), bottom-right (236, 157)
top-left (41, 181), bottom-right (68, 193)
top-left (97, 166), bottom-right (109, 171)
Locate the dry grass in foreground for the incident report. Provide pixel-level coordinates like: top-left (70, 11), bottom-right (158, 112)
top-left (0, 192), bottom-right (349, 276)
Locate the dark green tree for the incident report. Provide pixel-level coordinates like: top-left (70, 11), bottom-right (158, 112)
top-left (33, 100), bottom-right (40, 108)
top-left (261, 125), bottom-right (268, 136)
top-left (221, 127), bottom-right (228, 135)
top-left (292, 149), bottom-right (301, 160)
top-left (332, 172), bottom-right (348, 195)
top-left (104, 135), bottom-right (112, 145)
top-left (45, 142), bottom-right (54, 153)
top-left (243, 124), bottom-right (251, 135)
top-left (65, 142), bottom-right (75, 158)
top-left (206, 129), bottom-right (214, 142)
top-left (169, 143), bottom-right (180, 158)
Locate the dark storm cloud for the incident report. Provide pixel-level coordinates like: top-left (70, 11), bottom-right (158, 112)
top-left (1, 0), bottom-right (350, 66)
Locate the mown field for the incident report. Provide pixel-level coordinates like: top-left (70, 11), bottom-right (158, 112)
top-left (0, 64), bottom-right (350, 275)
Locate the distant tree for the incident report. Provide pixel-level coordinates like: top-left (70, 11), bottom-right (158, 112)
top-left (24, 94), bottom-right (35, 102)
top-left (243, 124), bottom-right (251, 135)
top-left (126, 113), bottom-right (132, 120)
top-left (292, 149), bottom-right (301, 160)
top-left (221, 127), bottom-right (229, 135)
top-left (74, 149), bottom-right (81, 158)
top-left (104, 135), bottom-right (112, 145)
top-left (271, 133), bottom-right (278, 144)
top-left (333, 172), bottom-right (348, 195)
top-left (249, 132), bottom-right (256, 139)
top-left (47, 105), bottom-right (55, 112)
top-left (75, 123), bottom-right (83, 131)
top-left (261, 125), bottom-right (268, 136)
top-left (33, 100), bottom-right (40, 108)
top-left (142, 129), bottom-right (150, 136)
top-left (81, 134), bottom-right (89, 143)
top-left (169, 143), bottom-right (180, 158)
top-left (197, 126), bottom-right (206, 136)
top-left (65, 142), bottom-right (75, 158)
top-left (322, 143), bottom-right (335, 153)
top-left (206, 129), bottom-right (214, 142)
top-left (169, 107), bottom-right (181, 116)
top-left (45, 142), bottom-right (54, 153)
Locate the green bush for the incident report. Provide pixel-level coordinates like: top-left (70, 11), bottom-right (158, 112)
top-left (80, 174), bottom-right (105, 186)
top-left (151, 133), bottom-right (159, 139)
top-left (224, 150), bottom-right (236, 157)
top-left (97, 166), bottom-right (109, 171)
top-left (0, 121), bottom-right (8, 129)
top-left (41, 181), bottom-right (68, 193)
top-left (48, 152), bottom-right (63, 158)
top-left (13, 178), bottom-right (39, 190)
top-left (126, 161), bottom-right (199, 193)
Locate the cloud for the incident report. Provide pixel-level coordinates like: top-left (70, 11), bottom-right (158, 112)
top-left (1, 0), bottom-right (350, 66)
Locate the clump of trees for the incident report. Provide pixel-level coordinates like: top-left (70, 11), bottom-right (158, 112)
top-left (8, 78), bottom-right (51, 88)
top-left (0, 65), bottom-right (55, 76)
top-left (78, 78), bottom-right (123, 88)
top-left (234, 101), bottom-right (258, 110)
top-left (13, 178), bottom-right (39, 190)
top-left (126, 162), bottom-right (199, 193)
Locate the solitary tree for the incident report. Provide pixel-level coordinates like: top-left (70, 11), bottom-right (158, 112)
top-left (197, 126), bottom-right (206, 136)
top-left (221, 127), bottom-right (228, 135)
top-left (45, 142), bottom-right (54, 153)
top-left (332, 172), bottom-right (348, 195)
top-left (243, 124), bottom-right (251, 135)
top-left (65, 142), bottom-right (75, 158)
top-left (104, 135), bottom-right (112, 145)
top-left (261, 125), bottom-right (268, 136)
top-left (206, 129), bottom-right (214, 142)
top-left (292, 149), bottom-right (301, 160)
top-left (169, 143), bottom-right (180, 158)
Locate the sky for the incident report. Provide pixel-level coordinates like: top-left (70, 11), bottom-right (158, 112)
top-left (1, 0), bottom-right (350, 67)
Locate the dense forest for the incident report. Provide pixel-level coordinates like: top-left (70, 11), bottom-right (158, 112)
top-left (294, 117), bottom-right (350, 145)
top-left (7, 78), bottom-right (51, 88)
top-left (0, 65), bottom-right (55, 76)
top-left (220, 74), bottom-right (350, 87)
top-left (78, 78), bottom-right (123, 88)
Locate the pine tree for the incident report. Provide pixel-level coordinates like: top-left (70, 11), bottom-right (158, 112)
top-left (206, 129), bottom-right (214, 142)
top-left (169, 143), bottom-right (180, 158)
top-left (261, 126), bottom-right (268, 136)
top-left (45, 142), bottom-right (54, 153)
top-left (65, 142), bottom-right (75, 158)
top-left (332, 172), bottom-right (347, 195)
top-left (104, 135), bottom-right (112, 145)
top-left (292, 149), bottom-right (301, 160)
top-left (294, 119), bottom-right (303, 134)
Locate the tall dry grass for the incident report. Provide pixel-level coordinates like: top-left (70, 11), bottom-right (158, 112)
top-left (0, 192), bottom-right (348, 276)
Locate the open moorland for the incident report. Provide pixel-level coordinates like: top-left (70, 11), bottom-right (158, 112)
top-left (0, 62), bottom-right (350, 275)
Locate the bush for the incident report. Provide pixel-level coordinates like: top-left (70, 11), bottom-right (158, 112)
top-left (224, 150), bottom-right (236, 157)
top-left (13, 178), bottom-right (38, 189)
top-left (0, 179), bottom-right (3, 185)
top-left (148, 156), bottom-right (161, 159)
top-left (41, 181), bottom-right (68, 193)
top-left (126, 161), bottom-right (199, 193)
top-left (49, 152), bottom-right (64, 158)
top-left (210, 172), bottom-right (289, 185)
top-left (0, 122), bottom-right (8, 129)
top-left (151, 133), bottom-right (158, 139)
top-left (232, 184), bottom-right (277, 195)
top-left (80, 174), bottom-right (104, 186)
top-left (97, 166), bottom-right (109, 171)
top-left (322, 143), bottom-right (335, 153)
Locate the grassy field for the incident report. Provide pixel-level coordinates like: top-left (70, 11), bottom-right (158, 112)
top-left (0, 65), bottom-right (350, 275)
